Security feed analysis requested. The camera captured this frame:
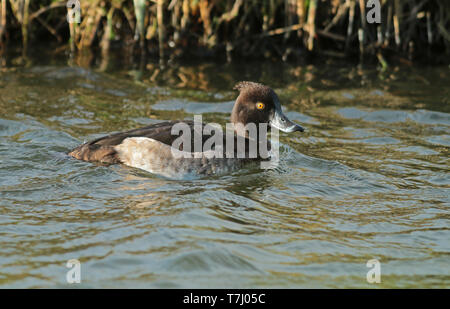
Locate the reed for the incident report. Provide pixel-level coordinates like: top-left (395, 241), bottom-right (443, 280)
top-left (0, 0), bottom-right (448, 64)
top-left (0, 0), bottom-right (7, 46)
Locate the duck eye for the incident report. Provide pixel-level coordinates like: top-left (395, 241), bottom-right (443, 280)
top-left (256, 102), bottom-right (265, 110)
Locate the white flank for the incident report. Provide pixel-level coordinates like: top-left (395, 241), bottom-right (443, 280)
top-left (114, 137), bottom-right (235, 179)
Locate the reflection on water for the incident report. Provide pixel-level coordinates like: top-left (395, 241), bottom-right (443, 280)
top-left (0, 61), bottom-right (449, 288)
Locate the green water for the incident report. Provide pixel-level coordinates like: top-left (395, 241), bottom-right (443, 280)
top-left (0, 59), bottom-right (449, 288)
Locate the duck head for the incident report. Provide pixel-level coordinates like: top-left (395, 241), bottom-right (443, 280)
top-left (231, 81), bottom-right (304, 135)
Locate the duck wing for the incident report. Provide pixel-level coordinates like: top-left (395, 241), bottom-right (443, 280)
top-left (68, 120), bottom-right (267, 165)
top-left (68, 121), bottom-right (218, 163)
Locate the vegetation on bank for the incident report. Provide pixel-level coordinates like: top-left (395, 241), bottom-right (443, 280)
top-left (0, 0), bottom-right (449, 65)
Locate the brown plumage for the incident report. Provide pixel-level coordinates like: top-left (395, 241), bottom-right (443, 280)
top-left (68, 82), bottom-right (304, 177)
top-left (69, 121), bottom-right (191, 164)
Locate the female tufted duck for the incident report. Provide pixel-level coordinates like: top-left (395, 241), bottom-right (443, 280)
top-left (68, 81), bottom-right (304, 178)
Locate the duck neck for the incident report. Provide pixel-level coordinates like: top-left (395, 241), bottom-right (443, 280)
top-left (232, 121), bottom-right (268, 142)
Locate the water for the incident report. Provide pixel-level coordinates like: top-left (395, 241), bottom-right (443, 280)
top-left (0, 60), bottom-right (449, 288)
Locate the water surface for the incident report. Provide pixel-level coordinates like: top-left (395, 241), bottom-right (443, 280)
top-left (0, 61), bottom-right (449, 288)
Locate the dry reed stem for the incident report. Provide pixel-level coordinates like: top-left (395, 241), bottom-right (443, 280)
top-left (393, 0), bottom-right (401, 47)
top-left (346, 0), bottom-right (355, 51)
top-left (1, 0), bottom-right (448, 62)
top-left (29, 1), bottom-right (66, 22)
top-left (157, 0), bottom-right (165, 62)
top-left (324, 1), bottom-right (349, 33)
top-left (384, 2), bottom-right (392, 46)
top-left (306, 0), bottom-right (318, 51)
top-left (0, 0), bottom-right (6, 45)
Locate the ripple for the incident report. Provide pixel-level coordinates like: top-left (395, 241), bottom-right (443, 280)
top-left (0, 64), bottom-right (448, 288)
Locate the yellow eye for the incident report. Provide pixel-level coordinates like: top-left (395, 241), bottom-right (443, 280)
top-left (256, 102), bottom-right (265, 110)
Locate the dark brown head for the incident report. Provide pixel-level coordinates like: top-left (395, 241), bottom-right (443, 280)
top-left (231, 81), bottom-right (304, 134)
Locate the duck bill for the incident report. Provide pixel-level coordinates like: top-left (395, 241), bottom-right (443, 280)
top-left (269, 109), bottom-right (304, 133)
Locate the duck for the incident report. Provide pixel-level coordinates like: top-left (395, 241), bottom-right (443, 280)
top-left (68, 81), bottom-right (304, 179)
